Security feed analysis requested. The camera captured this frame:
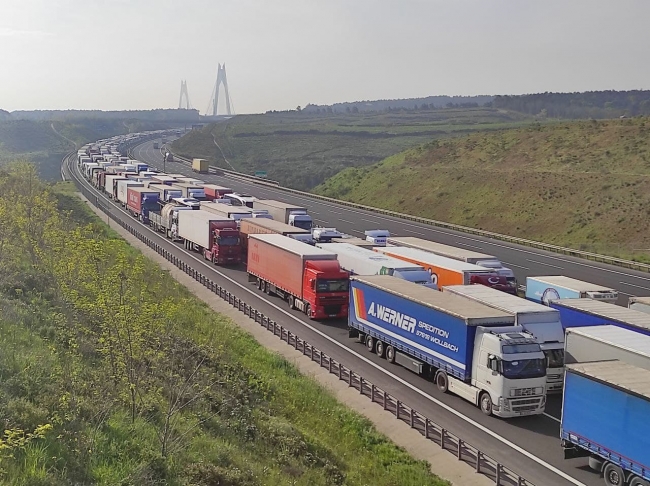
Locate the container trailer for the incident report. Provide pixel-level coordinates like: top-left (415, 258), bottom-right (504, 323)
top-left (117, 180), bottom-right (144, 206)
top-left (177, 210), bottom-right (241, 265)
top-left (387, 236), bottom-right (516, 284)
top-left (105, 175), bottom-right (127, 199)
top-left (170, 183), bottom-right (206, 200)
top-left (252, 200), bottom-right (313, 230)
top-left (525, 276), bottom-right (618, 305)
top-left (149, 185), bottom-right (182, 202)
top-left (374, 246), bottom-right (515, 294)
top-left (316, 242), bottom-right (436, 289)
top-left (239, 218), bottom-right (310, 254)
top-left (202, 184), bottom-right (233, 201)
top-left (628, 296), bottom-right (650, 315)
top-left (126, 187), bottom-right (160, 224)
top-left (550, 298), bottom-right (650, 334)
top-left (192, 158), bottom-right (210, 173)
top-left (150, 175), bottom-right (178, 186)
top-left (200, 202), bottom-right (253, 225)
top-left (247, 234), bottom-right (349, 319)
top-left (561, 325), bottom-right (650, 485)
top-left (443, 285), bottom-right (565, 392)
top-left (349, 276), bottom-right (547, 417)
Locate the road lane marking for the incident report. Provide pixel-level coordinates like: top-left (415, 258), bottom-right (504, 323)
top-left (339, 219), bottom-right (355, 224)
top-left (502, 261), bottom-right (530, 270)
top-left (455, 241), bottom-right (487, 251)
top-left (526, 259), bottom-right (563, 270)
top-left (544, 413), bottom-right (560, 423)
top-left (362, 217), bottom-right (385, 224)
top-left (401, 228), bottom-right (427, 236)
top-left (619, 281), bottom-right (650, 292)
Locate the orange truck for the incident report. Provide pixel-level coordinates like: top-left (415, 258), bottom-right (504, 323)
top-left (374, 246), bottom-right (515, 294)
top-left (247, 234), bottom-right (349, 319)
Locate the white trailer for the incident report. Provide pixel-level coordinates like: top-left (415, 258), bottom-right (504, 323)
top-left (117, 180), bottom-right (143, 206)
top-left (629, 296), bottom-right (650, 315)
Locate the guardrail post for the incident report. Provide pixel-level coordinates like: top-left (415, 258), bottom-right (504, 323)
top-left (371, 384), bottom-right (375, 402)
top-left (495, 463), bottom-right (502, 485)
top-left (476, 451), bottom-right (481, 473)
top-left (441, 429), bottom-right (446, 448)
top-left (359, 376), bottom-right (364, 393)
top-left (383, 391), bottom-right (387, 410)
top-left (396, 400), bottom-right (400, 419)
top-left (457, 439), bottom-right (462, 460)
top-left (348, 369), bottom-right (353, 387)
top-left (424, 419), bottom-right (430, 439)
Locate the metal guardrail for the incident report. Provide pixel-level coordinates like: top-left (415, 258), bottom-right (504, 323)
top-left (65, 152), bottom-right (535, 486)
top-left (158, 146), bottom-right (650, 274)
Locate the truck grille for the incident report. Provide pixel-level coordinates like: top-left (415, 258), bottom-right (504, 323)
top-left (513, 387), bottom-right (538, 397)
top-left (547, 374), bottom-right (562, 381)
top-left (324, 305), bottom-right (341, 315)
top-left (511, 398), bottom-right (542, 413)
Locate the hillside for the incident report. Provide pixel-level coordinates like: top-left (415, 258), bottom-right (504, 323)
top-left (171, 108), bottom-right (534, 190)
top-left (0, 119), bottom-right (182, 180)
top-left (314, 117), bottom-right (650, 260)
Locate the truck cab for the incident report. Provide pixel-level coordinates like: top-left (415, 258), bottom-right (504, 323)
top-left (302, 260), bottom-right (350, 319)
top-left (288, 211), bottom-right (313, 231)
top-left (224, 193), bottom-right (257, 208)
top-left (470, 327), bottom-right (547, 416)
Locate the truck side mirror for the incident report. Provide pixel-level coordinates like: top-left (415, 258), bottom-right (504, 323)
top-left (488, 356), bottom-right (499, 373)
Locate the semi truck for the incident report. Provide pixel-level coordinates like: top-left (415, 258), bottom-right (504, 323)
top-left (387, 236), bottom-right (516, 285)
top-left (177, 210), bottom-right (242, 265)
top-left (628, 296), bottom-right (650, 315)
top-left (202, 184), bottom-right (233, 201)
top-left (550, 298), bottom-right (650, 335)
top-left (200, 202), bottom-right (253, 225)
top-left (192, 158), bottom-right (210, 173)
top-left (117, 180), bottom-right (144, 206)
top-left (150, 175), bottom-right (178, 185)
top-left (252, 200), bottom-right (313, 230)
top-left (239, 218), bottom-right (310, 254)
top-left (170, 183), bottom-right (206, 200)
top-left (561, 325), bottom-right (650, 485)
top-left (149, 185), bottom-right (182, 202)
top-left (247, 233), bottom-right (349, 319)
top-left (525, 276), bottom-right (618, 305)
top-left (150, 204), bottom-right (193, 240)
top-left (316, 242), bottom-right (437, 289)
top-left (126, 187), bottom-right (160, 224)
top-left (442, 284), bottom-right (565, 392)
top-left (374, 246), bottom-right (515, 294)
top-left (349, 276), bottom-right (547, 417)
top-left (331, 237), bottom-right (377, 249)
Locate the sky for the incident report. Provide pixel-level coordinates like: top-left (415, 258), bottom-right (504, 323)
top-left (1, 0), bottom-right (650, 114)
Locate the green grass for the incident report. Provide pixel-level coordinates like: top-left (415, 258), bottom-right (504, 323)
top-left (0, 166), bottom-right (448, 486)
top-left (314, 117), bottom-right (650, 261)
top-left (171, 108), bottom-right (536, 190)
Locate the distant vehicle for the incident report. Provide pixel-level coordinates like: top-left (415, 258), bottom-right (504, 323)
top-left (164, 152), bottom-right (173, 163)
top-left (224, 193), bottom-right (257, 208)
top-left (192, 158), bottom-right (210, 174)
top-left (153, 142), bottom-right (159, 149)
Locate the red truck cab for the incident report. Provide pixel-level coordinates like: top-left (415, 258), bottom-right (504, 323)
top-left (205, 221), bottom-right (242, 265)
top-left (303, 260), bottom-right (349, 319)
top-left (468, 274), bottom-right (516, 295)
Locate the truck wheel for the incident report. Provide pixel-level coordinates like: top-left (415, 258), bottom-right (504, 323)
top-left (375, 340), bottom-right (385, 358)
top-left (435, 371), bottom-right (449, 393)
top-left (365, 335), bottom-right (375, 353)
top-left (479, 392), bottom-right (493, 416)
top-left (357, 332), bottom-right (366, 344)
top-left (257, 279), bottom-right (264, 291)
top-left (630, 477), bottom-right (649, 486)
top-left (264, 281), bottom-right (270, 294)
top-left (386, 345), bottom-right (396, 363)
top-left (603, 463), bottom-right (625, 486)
top-left (288, 296), bottom-right (295, 309)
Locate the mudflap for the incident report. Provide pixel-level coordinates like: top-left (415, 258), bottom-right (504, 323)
top-left (248, 273), bottom-right (257, 283)
top-left (562, 441), bottom-right (590, 460)
top-left (348, 327), bottom-right (359, 338)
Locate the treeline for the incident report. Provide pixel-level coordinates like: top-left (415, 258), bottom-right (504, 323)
top-left (0, 163), bottom-right (445, 485)
top-left (493, 90), bottom-right (650, 119)
top-left (5, 108), bottom-right (201, 123)
top-left (302, 95), bottom-right (493, 114)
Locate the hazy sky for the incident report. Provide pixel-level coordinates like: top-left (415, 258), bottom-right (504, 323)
top-left (1, 0), bottom-right (649, 114)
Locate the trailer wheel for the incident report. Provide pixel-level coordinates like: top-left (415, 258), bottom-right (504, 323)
top-left (385, 345), bottom-right (396, 363)
top-left (264, 281), bottom-right (270, 294)
top-left (365, 335), bottom-right (375, 353)
top-left (288, 295), bottom-right (295, 309)
top-left (603, 463), bottom-right (625, 486)
top-left (375, 340), bottom-right (385, 358)
top-left (479, 392), bottom-right (493, 416)
top-left (630, 476), bottom-right (649, 486)
top-left (435, 371), bottom-right (449, 393)
top-left (257, 279), bottom-right (264, 291)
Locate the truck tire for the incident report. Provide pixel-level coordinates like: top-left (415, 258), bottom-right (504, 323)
top-left (386, 345), bottom-right (396, 363)
top-left (479, 392), bottom-right (493, 416)
top-left (630, 477), bottom-right (649, 486)
top-left (257, 279), bottom-right (264, 291)
top-left (375, 340), bottom-right (385, 358)
top-left (365, 335), bottom-right (375, 353)
top-left (603, 463), bottom-right (625, 486)
top-left (435, 371), bottom-right (449, 393)
top-left (288, 295), bottom-right (295, 310)
top-left (304, 303), bottom-right (311, 318)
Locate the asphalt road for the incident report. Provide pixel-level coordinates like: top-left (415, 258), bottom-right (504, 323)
top-left (126, 140), bottom-right (609, 486)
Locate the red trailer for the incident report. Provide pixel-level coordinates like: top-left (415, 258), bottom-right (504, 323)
top-left (202, 184), bottom-right (233, 201)
top-left (126, 187), bottom-right (160, 224)
top-left (247, 233), bottom-right (349, 319)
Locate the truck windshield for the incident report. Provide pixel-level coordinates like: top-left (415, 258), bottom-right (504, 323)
top-left (501, 358), bottom-right (547, 379)
top-left (316, 279), bottom-right (349, 293)
top-left (217, 236), bottom-right (240, 246)
top-left (544, 349), bottom-right (564, 369)
top-left (294, 221), bottom-right (313, 231)
top-left (502, 343), bottom-right (541, 354)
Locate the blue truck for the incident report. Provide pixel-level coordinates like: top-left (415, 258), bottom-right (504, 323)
top-left (550, 298), bottom-right (650, 335)
top-left (349, 275), bottom-right (548, 418)
top-left (525, 275), bottom-right (618, 305)
top-left (562, 326), bottom-right (650, 485)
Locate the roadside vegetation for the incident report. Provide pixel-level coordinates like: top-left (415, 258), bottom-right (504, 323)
top-left (0, 162), bottom-right (448, 486)
top-left (171, 108), bottom-right (535, 190)
top-left (315, 117), bottom-right (650, 261)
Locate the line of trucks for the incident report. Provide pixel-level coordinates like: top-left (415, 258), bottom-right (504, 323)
top-left (78, 134), bottom-right (650, 485)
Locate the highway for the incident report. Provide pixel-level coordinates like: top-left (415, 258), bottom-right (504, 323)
top-left (124, 139), bottom-right (613, 486)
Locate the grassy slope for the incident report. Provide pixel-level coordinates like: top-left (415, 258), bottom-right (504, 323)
top-left (314, 118), bottom-right (650, 259)
top-left (0, 170), bottom-right (447, 486)
top-left (171, 108), bottom-right (534, 190)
